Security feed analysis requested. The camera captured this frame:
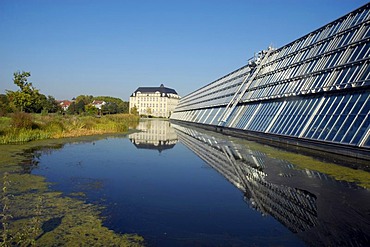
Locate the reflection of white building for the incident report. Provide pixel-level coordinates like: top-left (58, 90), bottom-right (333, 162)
top-left (128, 120), bottom-right (178, 152)
top-left (129, 84), bottom-right (180, 118)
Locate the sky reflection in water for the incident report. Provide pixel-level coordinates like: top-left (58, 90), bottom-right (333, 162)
top-left (32, 120), bottom-right (370, 247)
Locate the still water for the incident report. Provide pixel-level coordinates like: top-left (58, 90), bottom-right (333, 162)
top-left (32, 119), bottom-right (370, 246)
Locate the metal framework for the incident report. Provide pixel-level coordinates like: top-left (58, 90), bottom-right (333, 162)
top-left (171, 3), bottom-right (370, 150)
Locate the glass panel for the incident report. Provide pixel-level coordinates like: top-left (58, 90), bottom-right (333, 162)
top-left (304, 96), bottom-right (329, 137)
top-left (333, 94), bottom-right (359, 142)
top-left (356, 42), bottom-right (370, 61)
top-left (284, 100), bottom-right (305, 135)
top-left (280, 101), bottom-right (302, 135)
top-left (323, 95), bottom-right (351, 140)
top-left (273, 101), bottom-right (295, 134)
top-left (293, 98), bottom-right (319, 136)
top-left (334, 68), bottom-right (350, 85)
top-left (326, 114), bottom-right (347, 141)
top-left (359, 63), bottom-right (370, 81)
top-left (362, 24), bottom-right (370, 38)
top-left (314, 95), bottom-right (344, 139)
top-left (338, 114), bottom-right (356, 143)
top-left (351, 115), bottom-right (369, 145)
top-left (364, 135), bottom-right (370, 147)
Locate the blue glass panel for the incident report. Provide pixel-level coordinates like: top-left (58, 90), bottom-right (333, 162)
top-left (200, 109), bottom-right (211, 123)
top-left (355, 43), bottom-right (369, 61)
top-left (343, 94), bottom-right (360, 114)
top-left (284, 100), bottom-right (305, 135)
top-left (364, 134), bottom-right (370, 147)
top-left (337, 114), bottom-right (356, 143)
top-left (309, 96), bottom-right (338, 138)
top-left (313, 115), bottom-right (331, 139)
top-left (351, 115), bottom-right (369, 145)
top-left (326, 114), bottom-right (347, 141)
top-left (275, 101), bottom-right (297, 134)
top-left (292, 98), bottom-right (320, 136)
top-left (363, 25), bottom-right (370, 38)
top-left (359, 63), bottom-right (370, 81)
top-left (320, 95), bottom-right (350, 140)
top-left (308, 114), bottom-right (324, 138)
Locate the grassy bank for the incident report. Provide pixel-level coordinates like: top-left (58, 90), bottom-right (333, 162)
top-left (0, 113), bottom-right (140, 144)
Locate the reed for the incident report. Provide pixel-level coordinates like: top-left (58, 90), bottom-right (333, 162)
top-left (0, 114), bottom-right (140, 144)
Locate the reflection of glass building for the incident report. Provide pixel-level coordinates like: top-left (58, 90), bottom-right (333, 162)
top-left (128, 120), bottom-right (178, 152)
top-left (172, 123), bottom-right (370, 247)
top-left (171, 4), bottom-right (370, 158)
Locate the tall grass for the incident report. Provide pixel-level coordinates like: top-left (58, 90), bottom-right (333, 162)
top-left (0, 113), bottom-right (139, 144)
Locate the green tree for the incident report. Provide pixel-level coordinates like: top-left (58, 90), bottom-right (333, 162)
top-left (76, 100), bottom-right (86, 114)
top-left (76, 95), bottom-right (94, 105)
top-left (130, 106), bottom-right (139, 115)
top-left (94, 96), bottom-right (129, 114)
top-left (0, 94), bottom-right (11, 115)
top-left (41, 95), bottom-right (61, 113)
top-left (102, 102), bottom-right (118, 115)
top-left (146, 107), bottom-right (152, 117)
top-left (67, 102), bottom-right (77, 114)
top-left (6, 71), bottom-right (44, 113)
top-left (85, 104), bottom-right (98, 115)
top-left (119, 101), bottom-right (129, 114)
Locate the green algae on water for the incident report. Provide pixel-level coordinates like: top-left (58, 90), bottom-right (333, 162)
top-left (0, 137), bottom-right (145, 246)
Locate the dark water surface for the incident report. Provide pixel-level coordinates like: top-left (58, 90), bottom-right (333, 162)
top-left (32, 120), bottom-right (370, 246)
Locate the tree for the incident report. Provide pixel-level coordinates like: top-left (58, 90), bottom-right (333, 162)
top-left (76, 95), bottom-right (93, 105)
top-left (0, 94), bottom-right (11, 116)
top-left (94, 96), bottom-right (129, 114)
top-left (41, 95), bottom-right (61, 113)
top-left (119, 101), bottom-right (129, 113)
top-left (102, 102), bottom-right (118, 115)
top-left (85, 104), bottom-right (98, 115)
top-left (130, 106), bottom-right (138, 115)
top-left (75, 100), bottom-right (86, 114)
top-left (146, 107), bottom-right (152, 117)
top-left (67, 102), bottom-right (77, 114)
top-left (6, 71), bottom-right (44, 113)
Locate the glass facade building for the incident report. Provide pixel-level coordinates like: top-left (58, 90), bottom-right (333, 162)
top-left (171, 4), bottom-right (370, 154)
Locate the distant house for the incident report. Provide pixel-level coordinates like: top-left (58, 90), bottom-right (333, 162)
top-left (91, 100), bottom-right (106, 109)
top-left (59, 100), bottom-right (72, 111)
top-left (129, 84), bottom-right (180, 118)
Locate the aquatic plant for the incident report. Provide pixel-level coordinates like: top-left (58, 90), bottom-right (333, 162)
top-left (234, 138), bottom-right (370, 189)
top-left (0, 172), bottom-right (12, 246)
top-left (0, 138), bottom-right (145, 246)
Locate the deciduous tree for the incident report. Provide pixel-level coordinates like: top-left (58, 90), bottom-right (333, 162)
top-left (6, 71), bottom-right (44, 113)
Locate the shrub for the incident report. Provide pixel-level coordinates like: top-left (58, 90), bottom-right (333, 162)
top-left (11, 112), bottom-right (33, 129)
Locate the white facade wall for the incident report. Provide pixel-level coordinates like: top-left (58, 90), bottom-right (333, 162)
top-left (130, 91), bottom-right (180, 118)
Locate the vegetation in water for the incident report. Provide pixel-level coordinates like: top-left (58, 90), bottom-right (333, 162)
top-left (233, 138), bottom-right (370, 189)
top-left (0, 113), bottom-right (139, 144)
top-left (0, 137), bottom-right (145, 246)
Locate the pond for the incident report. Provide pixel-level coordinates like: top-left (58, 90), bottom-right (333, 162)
top-left (25, 120), bottom-right (370, 246)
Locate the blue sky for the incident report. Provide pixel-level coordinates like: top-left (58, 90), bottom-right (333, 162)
top-left (0, 0), bottom-right (368, 101)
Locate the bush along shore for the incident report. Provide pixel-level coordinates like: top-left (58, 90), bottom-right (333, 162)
top-left (0, 113), bottom-right (140, 144)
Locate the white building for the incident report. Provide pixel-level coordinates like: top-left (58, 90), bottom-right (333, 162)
top-left (129, 84), bottom-right (180, 118)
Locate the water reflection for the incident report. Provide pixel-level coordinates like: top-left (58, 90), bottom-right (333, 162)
top-left (128, 119), bottom-right (178, 152)
top-left (171, 122), bottom-right (370, 247)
